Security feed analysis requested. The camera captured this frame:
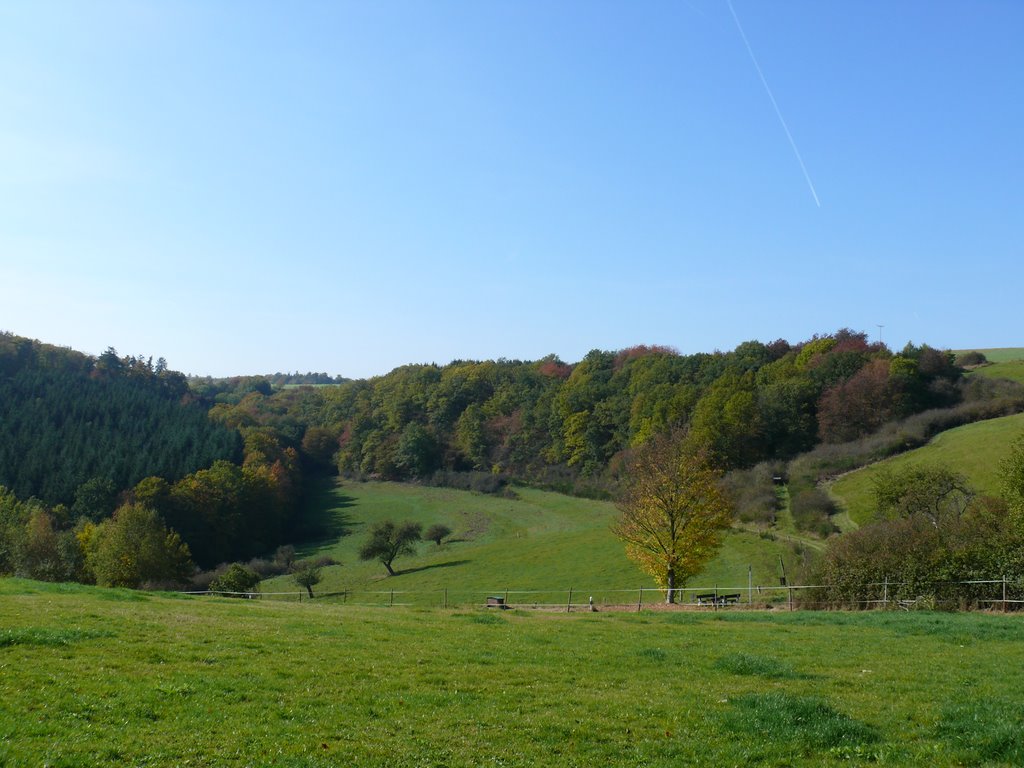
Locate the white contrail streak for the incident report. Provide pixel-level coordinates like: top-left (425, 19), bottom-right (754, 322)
top-left (726, 0), bottom-right (821, 207)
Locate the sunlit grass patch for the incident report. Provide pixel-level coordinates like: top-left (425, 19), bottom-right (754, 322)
top-left (723, 692), bottom-right (879, 751)
top-left (714, 652), bottom-right (803, 679)
top-left (0, 627), bottom-right (112, 647)
top-left (635, 647), bottom-right (668, 662)
top-left (460, 611), bottom-right (506, 625)
top-left (936, 699), bottom-right (1024, 765)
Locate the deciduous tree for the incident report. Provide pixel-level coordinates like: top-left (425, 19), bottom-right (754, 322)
top-left (85, 504), bottom-right (193, 588)
top-left (209, 563), bottom-right (261, 596)
top-left (358, 520), bottom-right (422, 576)
top-left (872, 465), bottom-right (974, 527)
top-left (612, 434), bottom-right (732, 603)
top-left (424, 523), bottom-right (452, 546)
top-left (293, 562), bottom-right (323, 598)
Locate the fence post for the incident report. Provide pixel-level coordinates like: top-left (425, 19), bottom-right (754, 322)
top-left (390, 589), bottom-right (394, 607)
top-left (637, 587), bottom-right (643, 613)
top-left (788, 586), bottom-right (793, 611)
top-left (444, 587), bottom-right (448, 609)
top-left (566, 587), bottom-right (573, 613)
top-left (748, 565), bottom-right (753, 606)
top-left (504, 587), bottom-right (509, 605)
top-left (883, 577), bottom-right (889, 611)
top-left (1003, 575), bottom-right (1008, 613)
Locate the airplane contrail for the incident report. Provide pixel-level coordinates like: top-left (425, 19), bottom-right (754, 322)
top-left (726, 0), bottom-right (821, 207)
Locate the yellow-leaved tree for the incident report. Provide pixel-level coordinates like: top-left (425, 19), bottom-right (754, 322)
top-left (612, 433), bottom-right (732, 603)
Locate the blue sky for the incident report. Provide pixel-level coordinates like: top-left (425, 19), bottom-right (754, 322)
top-left (1, 1), bottom-right (1021, 378)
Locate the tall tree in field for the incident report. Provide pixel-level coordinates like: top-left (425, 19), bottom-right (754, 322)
top-left (612, 433), bottom-right (732, 603)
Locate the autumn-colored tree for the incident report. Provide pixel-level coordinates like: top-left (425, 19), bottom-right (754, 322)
top-left (816, 358), bottom-right (893, 443)
top-left (84, 504), bottom-right (193, 588)
top-left (612, 434), bottom-right (732, 603)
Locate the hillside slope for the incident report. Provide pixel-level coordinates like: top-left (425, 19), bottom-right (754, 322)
top-left (0, 334), bottom-right (241, 505)
top-left (956, 347), bottom-right (1024, 385)
top-left (265, 480), bottom-right (801, 604)
top-left (828, 412), bottom-right (1024, 526)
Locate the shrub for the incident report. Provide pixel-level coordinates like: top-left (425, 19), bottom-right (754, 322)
top-left (273, 544), bottom-right (296, 570)
top-left (209, 563), bottom-right (261, 596)
top-left (306, 554), bottom-right (339, 569)
top-left (954, 351), bottom-right (988, 367)
top-left (810, 496), bottom-right (1024, 609)
top-left (790, 489), bottom-right (838, 537)
top-left (722, 463), bottom-right (781, 525)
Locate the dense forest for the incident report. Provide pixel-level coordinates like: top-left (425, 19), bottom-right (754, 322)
top-left (0, 333), bottom-right (302, 579)
top-left (253, 330), bottom-right (995, 481)
top-left (0, 335), bottom-right (241, 505)
top-left (3, 328), bottom-right (1023, 590)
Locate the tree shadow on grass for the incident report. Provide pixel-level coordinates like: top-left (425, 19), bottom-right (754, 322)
top-left (291, 486), bottom-right (359, 543)
top-left (395, 559), bottom-right (472, 576)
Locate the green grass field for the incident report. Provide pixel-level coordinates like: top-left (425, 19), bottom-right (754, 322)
top-left (955, 347), bottom-right (1024, 385)
top-left (958, 347), bottom-right (1024, 364)
top-left (972, 359), bottom-right (1024, 386)
top-left (269, 481), bottom-right (799, 606)
top-left (829, 412), bottom-right (1024, 526)
top-left (3, 578), bottom-right (1024, 767)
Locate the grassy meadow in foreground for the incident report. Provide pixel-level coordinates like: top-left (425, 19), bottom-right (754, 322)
top-left (3, 579), bottom-right (1024, 767)
top-left (268, 481), bottom-right (800, 606)
top-left (829, 412), bottom-right (1024, 526)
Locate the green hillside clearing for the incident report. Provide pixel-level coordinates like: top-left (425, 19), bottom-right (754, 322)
top-left (955, 347), bottom-right (1024, 385)
top-left (958, 347), bottom-right (1024, 363)
top-left (828, 412), bottom-right (1024, 526)
top-left (971, 359), bottom-right (1024, 385)
top-left (268, 480), bottom-right (799, 605)
top-left (3, 578), bottom-right (1023, 766)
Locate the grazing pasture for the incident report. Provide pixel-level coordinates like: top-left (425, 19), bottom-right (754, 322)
top-left (267, 481), bottom-right (801, 606)
top-left (958, 347), bottom-right (1024, 385)
top-left (2, 579), bottom-right (1023, 766)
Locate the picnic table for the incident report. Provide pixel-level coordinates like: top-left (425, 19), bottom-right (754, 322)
top-left (695, 592), bottom-right (742, 607)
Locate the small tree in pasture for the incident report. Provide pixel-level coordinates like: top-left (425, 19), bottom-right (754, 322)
top-left (358, 520), bottom-right (422, 576)
top-left (293, 561), bottom-right (323, 598)
top-left (424, 523), bottom-right (452, 546)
